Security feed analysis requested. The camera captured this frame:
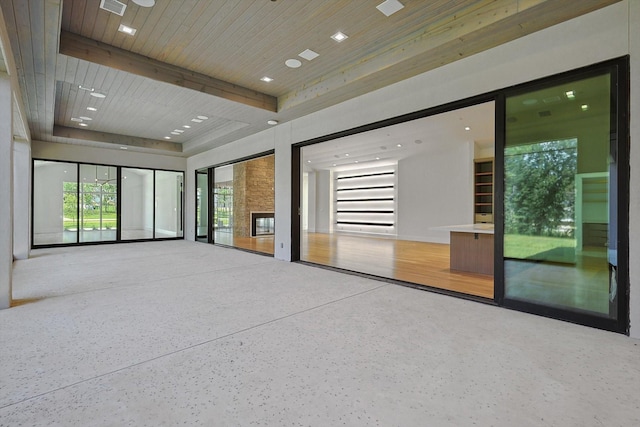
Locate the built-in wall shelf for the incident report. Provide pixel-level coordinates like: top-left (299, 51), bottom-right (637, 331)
top-left (336, 172), bottom-right (394, 180)
top-left (334, 166), bottom-right (396, 234)
top-left (474, 158), bottom-right (493, 223)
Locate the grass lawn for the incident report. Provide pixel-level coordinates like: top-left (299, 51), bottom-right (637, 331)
top-left (504, 234), bottom-right (575, 259)
top-left (64, 213), bottom-right (117, 230)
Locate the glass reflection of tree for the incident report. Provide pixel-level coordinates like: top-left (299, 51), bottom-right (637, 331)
top-left (504, 138), bottom-right (577, 261)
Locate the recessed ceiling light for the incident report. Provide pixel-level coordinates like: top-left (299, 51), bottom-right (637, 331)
top-left (170, 131), bottom-right (180, 135)
top-left (332, 163), bottom-right (337, 167)
top-left (376, 157), bottom-right (380, 160)
top-left (465, 126), bottom-right (471, 131)
top-left (191, 118), bottom-right (203, 123)
top-left (565, 90), bottom-right (576, 99)
top-left (196, 115), bottom-right (209, 120)
top-left (376, 0), bottom-right (404, 17)
top-left (331, 31), bottom-right (348, 42)
top-left (164, 136), bottom-right (171, 139)
top-left (90, 92), bottom-right (106, 98)
top-left (78, 85), bottom-right (94, 92)
top-left (119, 146), bottom-right (128, 150)
top-left (581, 104), bottom-right (589, 111)
top-left (79, 123), bottom-right (89, 127)
top-left (307, 160), bottom-right (311, 163)
top-left (285, 59), bottom-right (302, 68)
top-left (522, 99), bottom-right (538, 106)
top-left (299, 49), bottom-right (319, 61)
top-left (345, 153), bottom-right (350, 157)
top-left (173, 129), bottom-right (184, 133)
top-left (396, 144), bottom-right (402, 147)
top-left (86, 107), bottom-right (98, 112)
top-left (183, 125), bottom-right (191, 128)
top-left (118, 24), bottom-right (137, 35)
top-left (267, 120), bottom-right (279, 125)
top-left (260, 76), bottom-right (274, 82)
top-left (70, 117), bottom-right (83, 122)
top-left (79, 116), bottom-right (92, 121)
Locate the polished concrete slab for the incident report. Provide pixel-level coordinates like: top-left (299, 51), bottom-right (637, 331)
top-left (1, 240), bottom-right (639, 426)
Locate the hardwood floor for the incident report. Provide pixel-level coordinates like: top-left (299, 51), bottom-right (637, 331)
top-left (301, 232), bottom-right (494, 299)
top-left (214, 231), bottom-right (275, 255)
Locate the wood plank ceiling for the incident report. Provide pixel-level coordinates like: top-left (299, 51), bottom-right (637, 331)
top-left (0, 0), bottom-right (621, 156)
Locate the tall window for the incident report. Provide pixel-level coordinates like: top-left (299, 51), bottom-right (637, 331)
top-left (33, 161), bottom-right (184, 246)
top-left (502, 68), bottom-right (625, 328)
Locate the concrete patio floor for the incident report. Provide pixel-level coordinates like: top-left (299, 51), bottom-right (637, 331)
top-left (1, 240), bottom-right (639, 426)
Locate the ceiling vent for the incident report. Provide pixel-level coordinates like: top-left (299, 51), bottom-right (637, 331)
top-left (538, 110), bottom-right (552, 117)
top-left (100, 0), bottom-right (127, 16)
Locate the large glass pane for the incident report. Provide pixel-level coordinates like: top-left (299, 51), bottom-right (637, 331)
top-left (79, 165), bottom-right (117, 242)
top-left (213, 155), bottom-right (275, 254)
top-left (121, 168), bottom-right (154, 240)
top-left (196, 170), bottom-right (209, 241)
top-left (213, 165), bottom-right (234, 246)
top-left (299, 102), bottom-right (496, 298)
top-left (504, 73), bottom-right (615, 317)
top-left (33, 160), bottom-right (78, 245)
top-left (155, 171), bottom-right (184, 238)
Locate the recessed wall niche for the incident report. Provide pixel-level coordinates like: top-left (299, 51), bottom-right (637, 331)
top-left (334, 164), bottom-right (397, 235)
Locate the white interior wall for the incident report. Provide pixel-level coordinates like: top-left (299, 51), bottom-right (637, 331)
top-left (32, 140), bottom-right (186, 171)
top-left (33, 162), bottom-right (72, 235)
top-left (304, 172), bottom-right (315, 232)
top-left (143, 172), bottom-right (154, 231)
top-left (184, 2), bottom-right (638, 336)
top-left (121, 172), bottom-right (144, 231)
top-left (397, 142), bottom-right (474, 244)
top-left (315, 170), bottom-right (332, 234)
top-left (155, 172), bottom-right (181, 235)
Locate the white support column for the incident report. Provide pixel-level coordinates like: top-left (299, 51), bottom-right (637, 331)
top-left (13, 139), bottom-right (31, 260)
top-left (274, 124), bottom-right (292, 261)
top-left (0, 74), bottom-right (14, 309)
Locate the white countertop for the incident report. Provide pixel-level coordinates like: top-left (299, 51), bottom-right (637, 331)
top-left (432, 224), bottom-right (494, 234)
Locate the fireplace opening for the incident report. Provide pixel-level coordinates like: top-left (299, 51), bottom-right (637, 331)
top-left (251, 212), bottom-right (275, 237)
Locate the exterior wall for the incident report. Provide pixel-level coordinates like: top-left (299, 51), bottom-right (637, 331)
top-left (12, 139), bottom-right (30, 259)
top-left (0, 75), bottom-right (13, 309)
top-left (184, 2), bottom-right (638, 336)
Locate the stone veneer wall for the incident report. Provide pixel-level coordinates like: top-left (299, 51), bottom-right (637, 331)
top-left (233, 155), bottom-right (275, 237)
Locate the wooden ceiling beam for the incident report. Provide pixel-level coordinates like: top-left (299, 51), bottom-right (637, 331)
top-left (59, 30), bottom-right (277, 112)
top-left (278, 0), bottom-right (620, 112)
top-left (53, 125), bottom-right (182, 152)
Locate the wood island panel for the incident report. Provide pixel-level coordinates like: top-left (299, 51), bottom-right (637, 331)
top-left (450, 232), bottom-right (494, 275)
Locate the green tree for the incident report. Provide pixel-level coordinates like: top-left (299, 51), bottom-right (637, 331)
top-left (505, 139), bottom-right (577, 237)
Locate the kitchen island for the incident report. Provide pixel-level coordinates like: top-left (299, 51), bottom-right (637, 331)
top-left (436, 224), bottom-right (494, 276)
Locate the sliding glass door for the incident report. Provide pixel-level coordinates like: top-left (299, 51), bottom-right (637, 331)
top-left (33, 161), bottom-right (78, 245)
top-left (121, 168), bottom-right (154, 240)
top-left (79, 164), bottom-right (118, 243)
top-left (501, 59), bottom-right (628, 331)
top-left (33, 161), bottom-right (185, 247)
top-left (196, 170), bottom-right (209, 242)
